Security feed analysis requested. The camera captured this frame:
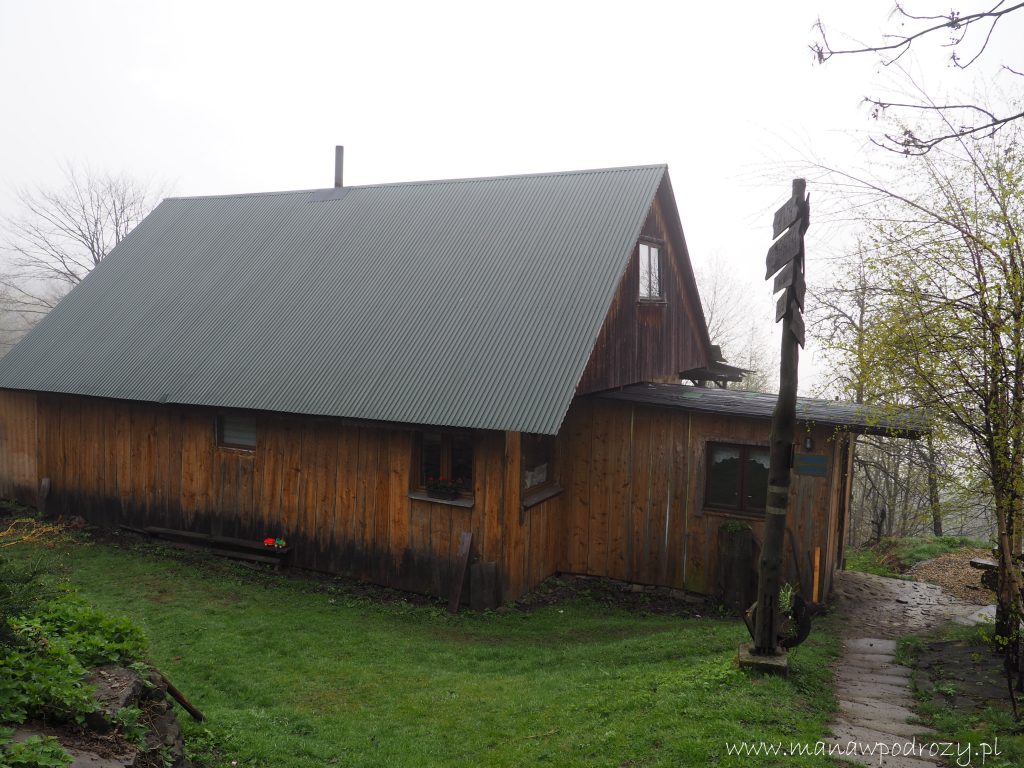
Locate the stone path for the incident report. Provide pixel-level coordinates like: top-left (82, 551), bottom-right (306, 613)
top-left (826, 571), bottom-right (987, 767)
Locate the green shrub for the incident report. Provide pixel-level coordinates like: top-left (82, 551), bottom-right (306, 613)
top-left (0, 594), bottom-right (147, 728)
top-left (0, 558), bottom-right (51, 648)
top-left (9, 597), bottom-right (147, 667)
top-left (0, 644), bottom-right (93, 725)
top-left (0, 728), bottom-right (71, 768)
top-left (110, 705), bottom-right (147, 746)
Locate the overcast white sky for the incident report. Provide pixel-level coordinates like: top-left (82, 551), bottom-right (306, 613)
top-left (1, 0), bottom-right (1021, 392)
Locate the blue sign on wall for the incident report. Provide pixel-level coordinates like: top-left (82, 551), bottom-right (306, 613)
top-left (793, 453), bottom-right (827, 477)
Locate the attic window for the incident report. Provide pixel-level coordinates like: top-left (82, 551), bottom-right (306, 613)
top-left (639, 242), bottom-right (661, 299)
top-left (218, 414), bottom-right (257, 450)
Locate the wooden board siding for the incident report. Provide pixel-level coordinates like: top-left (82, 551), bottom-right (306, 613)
top-left (576, 180), bottom-right (708, 394)
top-left (564, 399), bottom-right (692, 588)
top-left (0, 390), bottom-right (37, 504)
top-left (24, 393), bottom-right (508, 602)
top-left (562, 399), bottom-right (844, 599)
top-left (499, 430), bottom-right (569, 603)
top-left (0, 388), bottom-right (850, 606)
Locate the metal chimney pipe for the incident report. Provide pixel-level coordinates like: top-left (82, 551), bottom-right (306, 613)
top-left (334, 146), bottom-right (344, 188)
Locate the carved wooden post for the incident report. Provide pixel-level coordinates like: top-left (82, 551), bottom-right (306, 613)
top-left (752, 179), bottom-right (809, 657)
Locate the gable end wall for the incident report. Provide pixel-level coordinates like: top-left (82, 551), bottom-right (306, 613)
top-left (576, 181), bottom-right (709, 394)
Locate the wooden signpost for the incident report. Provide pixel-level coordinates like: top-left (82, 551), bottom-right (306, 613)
top-left (740, 179), bottom-right (810, 671)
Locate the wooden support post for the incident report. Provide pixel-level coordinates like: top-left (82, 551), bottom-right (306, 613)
top-left (447, 531), bottom-right (473, 613)
top-left (748, 178), bottom-right (809, 661)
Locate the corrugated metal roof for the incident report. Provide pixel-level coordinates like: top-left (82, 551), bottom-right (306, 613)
top-left (599, 384), bottom-right (930, 437)
top-left (0, 165), bottom-right (669, 435)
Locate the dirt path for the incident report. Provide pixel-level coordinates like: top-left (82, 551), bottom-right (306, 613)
top-left (826, 571), bottom-right (986, 767)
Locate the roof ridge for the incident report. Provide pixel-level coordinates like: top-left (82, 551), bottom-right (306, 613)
top-left (162, 164), bottom-right (668, 202)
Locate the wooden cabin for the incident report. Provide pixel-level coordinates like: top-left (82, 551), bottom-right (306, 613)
top-left (0, 163), bottom-right (924, 606)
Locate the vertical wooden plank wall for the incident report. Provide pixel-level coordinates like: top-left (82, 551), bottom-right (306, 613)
top-left (563, 399), bottom-right (692, 588)
top-left (0, 390), bottom-right (37, 505)
top-left (29, 394), bottom-right (505, 601)
top-left (576, 183), bottom-right (708, 394)
top-left (499, 430), bottom-right (569, 603)
top-left (562, 399), bottom-right (844, 599)
top-left (3, 390), bottom-right (853, 604)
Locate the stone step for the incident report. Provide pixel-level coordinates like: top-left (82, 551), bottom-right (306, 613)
top-left (844, 638), bottom-right (899, 655)
top-left (828, 722), bottom-right (943, 767)
top-left (837, 671), bottom-right (916, 688)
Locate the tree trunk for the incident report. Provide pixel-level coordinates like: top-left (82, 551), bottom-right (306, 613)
top-left (926, 433), bottom-right (942, 537)
top-left (991, 469), bottom-right (1024, 644)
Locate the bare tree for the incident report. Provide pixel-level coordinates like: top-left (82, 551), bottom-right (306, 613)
top-left (0, 164), bottom-right (162, 333)
top-left (695, 253), bottom-right (747, 355)
top-left (812, 2), bottom-right (1024, 153)
top-left (812, 247), bottom-right (957, 541)
top-left (728, 323), bottom-right (778, 393)
top-left (695, 254), bottom-right (778, 392)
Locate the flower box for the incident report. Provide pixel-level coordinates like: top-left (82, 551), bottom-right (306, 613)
top-left (425, 476), bottom-right (461, 500)
top-left (427, 488), bottom-right (459, 501)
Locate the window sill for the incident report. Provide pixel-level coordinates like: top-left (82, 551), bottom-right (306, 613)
top-left (638, 298), bottom-right (667, 305)
top-left (701, 507), bottom-right (766, 520)
top-left (521, 484), bottom-right (564, 510)
top-left (217, 445), bottom-right (256, 456)
top-left (408, 491), bottom-right (475, 509)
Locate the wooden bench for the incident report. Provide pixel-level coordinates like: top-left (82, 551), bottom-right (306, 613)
top-left (142, 527), bottom-right (293, 569)
top-left (969, 557), bottom-right (998, 572)
top-left (968, 557), bottom-right (1024, 592)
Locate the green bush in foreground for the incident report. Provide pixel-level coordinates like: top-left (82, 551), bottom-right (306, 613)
top-left (10, 596), bottom-right (148, 668)
top-left (0, 592), bottom-right (147, 726)
top-left (0, 730), bottom-right (71, 768)
top-left (0, 549), bottom-right (149, 767)
top-left (0, 559), bottom-right (51, 646)
top-left (0, 642), bottom-right (92, 725)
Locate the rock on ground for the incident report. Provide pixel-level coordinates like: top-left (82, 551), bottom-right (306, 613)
top-left (11, 665), bottom-right (191, 768)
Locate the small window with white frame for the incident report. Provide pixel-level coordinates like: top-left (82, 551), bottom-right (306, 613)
top-left (638, 242), bottom-right (662, 300)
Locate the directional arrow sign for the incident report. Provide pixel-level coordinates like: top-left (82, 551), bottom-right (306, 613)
top-left (773, 257), bottom-right (807, 314)
top-left (790, 310), bottom-right (805, 348)
top-left (772, 195), bottom-right (802, 239)
top-left (775, 292), bottom-right (788, 322)
top-left (794, 270), bottom-right (806, 311)
top-left (765, 224), bottom-right (802, 279)
top-left (772, 261), bottom-right (793, 294)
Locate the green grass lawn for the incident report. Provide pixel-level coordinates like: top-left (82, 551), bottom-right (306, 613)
top-left (12, 534), bottom-right (842, 767)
